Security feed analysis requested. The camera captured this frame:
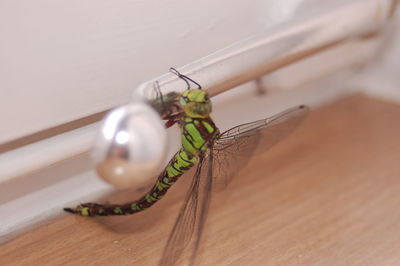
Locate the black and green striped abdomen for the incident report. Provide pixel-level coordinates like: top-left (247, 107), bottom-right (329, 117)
top-left (67, 117), bottom-right (219, 217)
top-left (129, 150), bottom-right (198, 213)
top-left (127, 117), bottom-right (218, 215)
top-left (73, 150), bottom-right (197, 216)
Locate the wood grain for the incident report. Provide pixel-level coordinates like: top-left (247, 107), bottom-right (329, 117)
top-left (2, 94), bottom-right (400, 266)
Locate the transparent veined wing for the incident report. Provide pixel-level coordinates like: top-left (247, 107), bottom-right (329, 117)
top-left (160, 152), bottom-right (214, 266)
top-left (159, 105), bottom-right (309, 266)
top-left (148, 81), bottom-right (181, 120)
top-left (212, 105), bottom-right (309, 189)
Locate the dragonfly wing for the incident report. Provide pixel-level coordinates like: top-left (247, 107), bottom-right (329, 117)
top-left (189, 150), bottom-right (214, 265)
top-left (212, 105), bottom-right (309, 189)
top-left (160, 152), bottom-right (214, 266)
top-left (149, 91), bottom-right (181, 119)
top-left (160, 106), bottom-right (309, 265)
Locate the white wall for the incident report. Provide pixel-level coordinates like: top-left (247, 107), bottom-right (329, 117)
top-left (1, 0), bottom-right (339, 144)
top-left (0, 0), bottom-right (293, 143)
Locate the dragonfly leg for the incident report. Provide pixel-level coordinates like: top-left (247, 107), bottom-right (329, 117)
top-left (164, 112), bottom-right (181, 128)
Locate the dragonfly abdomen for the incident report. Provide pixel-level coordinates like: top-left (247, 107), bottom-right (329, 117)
top-left (126, 150), bottom-right (198, 214)
top-left (65, 149), bottom-right (197, 217)
top-left (64, 113), bottom-right (219, 217)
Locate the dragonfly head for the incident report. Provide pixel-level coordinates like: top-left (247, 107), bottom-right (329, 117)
top-left (179, 89), bottom-right (212, 118)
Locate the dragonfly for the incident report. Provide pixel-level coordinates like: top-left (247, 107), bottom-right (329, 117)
top-left (64, 68), bottom-right (309, 266)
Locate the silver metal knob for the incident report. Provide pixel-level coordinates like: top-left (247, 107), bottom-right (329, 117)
top-left (91, 102), bottom-right (168, 189)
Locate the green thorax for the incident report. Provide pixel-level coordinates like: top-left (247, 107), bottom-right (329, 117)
top-left (179, 89), bottom-right (219, 156)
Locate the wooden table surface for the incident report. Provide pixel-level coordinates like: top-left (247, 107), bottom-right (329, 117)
top-left (2, 94), bottom-right (400, 266)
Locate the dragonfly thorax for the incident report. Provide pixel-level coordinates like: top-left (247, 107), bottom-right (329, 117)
top-left (179, 89), bottom-right (212, 118)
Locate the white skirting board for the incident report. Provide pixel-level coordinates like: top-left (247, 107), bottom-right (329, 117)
top-left (0, 70), bottom-right (359, 243)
